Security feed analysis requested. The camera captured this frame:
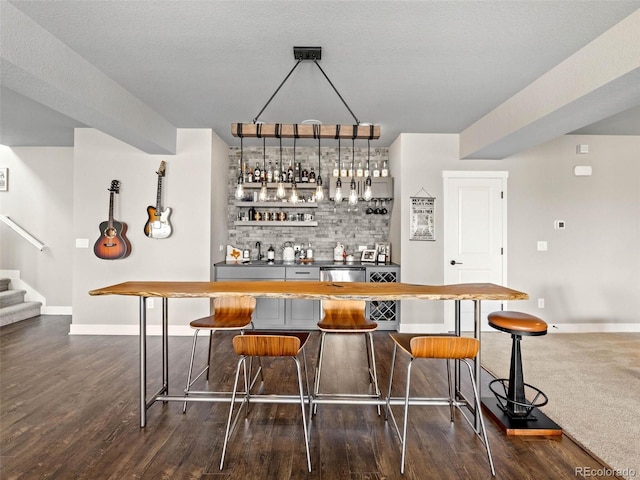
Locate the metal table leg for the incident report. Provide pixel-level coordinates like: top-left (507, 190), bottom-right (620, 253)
top-left (139, 296), bottom-right (147, 428)
top-left (162, 297), bottom-right (169, 401)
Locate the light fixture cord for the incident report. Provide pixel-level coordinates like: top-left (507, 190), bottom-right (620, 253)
top-left (252, 59), bottom-right (302, 124)
top-left (313, 60), bottom-right (359, 124)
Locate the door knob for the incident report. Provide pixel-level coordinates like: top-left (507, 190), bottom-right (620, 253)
top-left (450, 260), bottom-right (463, 265)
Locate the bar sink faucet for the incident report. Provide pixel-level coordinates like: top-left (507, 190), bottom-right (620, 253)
top-left (256, 241), bottom-right (264, 261)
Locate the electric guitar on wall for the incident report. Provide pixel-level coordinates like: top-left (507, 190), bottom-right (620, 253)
top-left (94, 180), bottom-right (131, 260)
top-left (144, 161), bottom-right (172, 239)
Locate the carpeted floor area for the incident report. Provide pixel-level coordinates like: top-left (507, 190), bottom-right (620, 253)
top-left (480, 332), bottom-right (640, 480)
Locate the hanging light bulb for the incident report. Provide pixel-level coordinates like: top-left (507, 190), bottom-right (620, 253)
top-left (334, 178), bottom-right (342, 203)
top-left (363, 138), bottom-right (373, 201)
top-left (348, 137), bottom-right (358, 205)
top-left (276, 127), bottom-right (286, 199)
top-left (234, 136), bottom-right (245, 200)
top-left (259, 137), bottom-right (268, 201)
top-left (315, 126), bottom-right (324, 202)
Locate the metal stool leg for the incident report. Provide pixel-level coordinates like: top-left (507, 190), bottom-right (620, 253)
top-left (385, 343), bottom-right (398, 421)
top-left (294, 356), bottom-right (312, 472)
top-left (463, 358), bottom-right (496, 476)
top-left (183, 329), bottom-right (201, 413)
top-left (366, 331), bottom-right (381, 415)
top-left (313, 331), bottom-right (327, 415)
top-left (400, 358), bottom-right (414, 475)
top-left (220, 356), bottom-right (245, 470)
top-left (446, 359), bottom-right (454, 422)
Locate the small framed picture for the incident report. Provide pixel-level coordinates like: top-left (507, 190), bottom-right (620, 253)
top-left (361, 249), bottom-right (377, 262)
top-left (0, 168), bottom-right (7, 191)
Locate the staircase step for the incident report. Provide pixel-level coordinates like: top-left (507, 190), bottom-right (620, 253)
top-left (0, 289), bottom-right (26, 308)
top-left (0, 301), bottom-right (42, 327)
top-left (0, 278), bottom-right (10, 292)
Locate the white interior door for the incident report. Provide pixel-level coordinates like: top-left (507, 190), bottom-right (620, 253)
top-left (443, 171), bottom-right (508, 331)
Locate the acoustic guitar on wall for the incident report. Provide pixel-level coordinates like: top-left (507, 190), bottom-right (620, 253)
top-left (144, 160), bottom-right (172, 239)
top-left (94, 180), bottom-right (131, 260)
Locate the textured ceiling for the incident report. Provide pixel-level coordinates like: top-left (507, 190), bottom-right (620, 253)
top-left (1, 0), bottom-right (639, 150)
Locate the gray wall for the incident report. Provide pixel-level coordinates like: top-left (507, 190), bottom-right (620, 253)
top-left (70, 128), bottom-right (223, 333)
top-left (393, 133), bottom-right (640, 329)
top-left (0, 145), bottom-right (74, 309)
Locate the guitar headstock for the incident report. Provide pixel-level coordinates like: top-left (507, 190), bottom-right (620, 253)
top-left (156, 161), bottom-right (166, 177)
top-left (109, 180), bottom-right (121, 193)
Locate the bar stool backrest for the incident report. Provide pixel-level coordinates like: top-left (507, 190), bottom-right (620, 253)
top-left (321, 299), bottom-right (367, 325)
top-left (410, 336), bottom-right (479, 359)
top-left (233, 334), bottom-right (301, 357)
top-left (214, 296), bottom-right (256, 317)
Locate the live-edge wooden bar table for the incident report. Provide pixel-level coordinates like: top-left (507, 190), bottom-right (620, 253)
top-left (89, 281), bottom-right (527, 428)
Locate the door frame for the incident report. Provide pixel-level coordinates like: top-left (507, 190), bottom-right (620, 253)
top-left (442, 170), bottom-right (509, 332)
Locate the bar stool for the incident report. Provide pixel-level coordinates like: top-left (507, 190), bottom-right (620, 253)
top-left (386, 333), bottom-right (495, 476)
top-left (220, 332), bottom-right (312, 472)
top-left (487, 311), bottom-right (549, 419)
top-left (313, 299), bottom-right (381, 414)
top-left (183, 296), bottom-right (258, 413)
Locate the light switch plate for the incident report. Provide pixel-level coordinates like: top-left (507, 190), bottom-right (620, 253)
top-left (537, 241), bottom-right (548, 251)
top-left (75, 238), bottom-right (89, 248)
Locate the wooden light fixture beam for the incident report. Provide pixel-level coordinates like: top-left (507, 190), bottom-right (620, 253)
top-left (231, 123), bottom-right (380, 140)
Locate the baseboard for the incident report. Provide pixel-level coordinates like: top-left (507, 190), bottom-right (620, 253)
top-left (42, 306), bottom-right (72, 315)
top-left (68, 324), bottom-right (194, 336)
top-left (546, 323), bottom-right (640, 333)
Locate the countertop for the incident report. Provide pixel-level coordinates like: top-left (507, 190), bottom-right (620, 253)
top-left (214, 260), bottom-right (399, 268)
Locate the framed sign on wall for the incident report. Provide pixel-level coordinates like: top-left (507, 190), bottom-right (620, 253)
top-left (410, 193), bottom-right (435, 241)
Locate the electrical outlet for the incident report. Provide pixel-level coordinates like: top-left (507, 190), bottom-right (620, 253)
top-left (538, 298), bottom-right (545, 308)
top-left (146, 298), bottom-right (154, 309)
top-left (294, 244), bottom-right (301, 252)
top-left (537, 241), bottom-right (548, 251)
top-left (358, 245), bottom-right (367, 252)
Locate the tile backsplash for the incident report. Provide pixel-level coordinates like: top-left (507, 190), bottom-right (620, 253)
top-left (226, 146), bottom-right (392, 261)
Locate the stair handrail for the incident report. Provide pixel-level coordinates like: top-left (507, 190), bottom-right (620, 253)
top-left (0, 215), bottom-right (46, 251)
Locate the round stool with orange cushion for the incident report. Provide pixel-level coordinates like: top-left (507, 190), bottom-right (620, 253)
top-left (487, 311), bottom-right (549, 419)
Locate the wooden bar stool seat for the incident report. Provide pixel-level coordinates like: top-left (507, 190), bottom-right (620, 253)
top-left (487, 311), bottom-right (549, 419)
top-left (183, 296), bottom-right (258, 413)
top-left (220, 332), bottom-right (312, 472)
top-left (313, 300), bottom-right (381, 414)
top-left (386, 333), bottom-right (495, 476)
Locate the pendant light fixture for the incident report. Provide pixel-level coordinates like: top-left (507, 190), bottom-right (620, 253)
top-left (289, 127), bottom-right (299, 204)
top-left (258, 136), bottom-right (268, 201)
top-left (348, 133), bottom-right (358, 206)
top-left (276, 124), bottom-right (286, 199)
top-left (334, 135), bottom-right (343, 203)
top-left (363, 138), bottom-right (373, 201)
top-left (314, 124), bottom-right (324, 202)
top-left (234, 135), bottom-right (245, 200)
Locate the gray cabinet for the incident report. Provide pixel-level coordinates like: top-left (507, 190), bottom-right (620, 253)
top-left (285, 267), bottom-right (320, 328)
top-left (214, 265), bottom-right (285, 328)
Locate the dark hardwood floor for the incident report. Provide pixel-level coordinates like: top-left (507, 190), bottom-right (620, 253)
top-left (1, 316), bottom-right (621, 479)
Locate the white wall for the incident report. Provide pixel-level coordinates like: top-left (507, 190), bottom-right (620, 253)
top-left (391, 133), bottom-right (640, 331)
top-left (70, 128), bottom-right (221, 334)
top-left (0, 145), bottom-right (74, 310)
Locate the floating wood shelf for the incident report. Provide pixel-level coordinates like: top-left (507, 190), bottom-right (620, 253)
top-left (234, 201), bottom-right (318, 208)
top-left (232, 123), bottom-right (380, 140)
top-left (234, 221), bottom-right (318, 227)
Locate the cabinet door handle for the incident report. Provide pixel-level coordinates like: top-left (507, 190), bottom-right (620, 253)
top-left (294, 271), bottom-right (311, 275)
top-left (450, 260), bottom-right (463, 265)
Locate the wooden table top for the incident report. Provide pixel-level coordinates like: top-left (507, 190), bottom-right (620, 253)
top-left (89, 281), bottom-right (528, 301)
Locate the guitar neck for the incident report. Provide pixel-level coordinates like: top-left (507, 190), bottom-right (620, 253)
top-left (108, 192), bottom-right (115, 229)
top-left (155, 176), bottom-right (163, 211)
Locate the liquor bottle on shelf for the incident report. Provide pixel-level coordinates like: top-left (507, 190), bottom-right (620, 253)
top-left (287, 162), bottom-right (294, 182)
top-left (266, 161), bottom-right (273, 182)
top-left (309, 167), bottom-right (316, 183)
top-left (373, 162), bottom-right (380, 178)
top-left (381, 160), bottom-right (389, 177)
top-left (273, 164), bottom-right (280, 183)
top-left (254, 162), bottom-right (261, 183)
top-left (364, 163), bottom-right (370, 178)
top-left (294, 163), bottom-right (301, 183)
top-left (301, 165), bottom-right (309, 183)
top-left (246, 166), bottom-right (253, 183)
top-left (340, 163), bottom-right (348, 178)
top-left (332, 161), bottom-right (339, 177)
top-left (356, 161), bottom-right (364, 177)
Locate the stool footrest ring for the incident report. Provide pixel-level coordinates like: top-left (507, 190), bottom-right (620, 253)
top-left (489, 378), bottom-right (548, 419)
